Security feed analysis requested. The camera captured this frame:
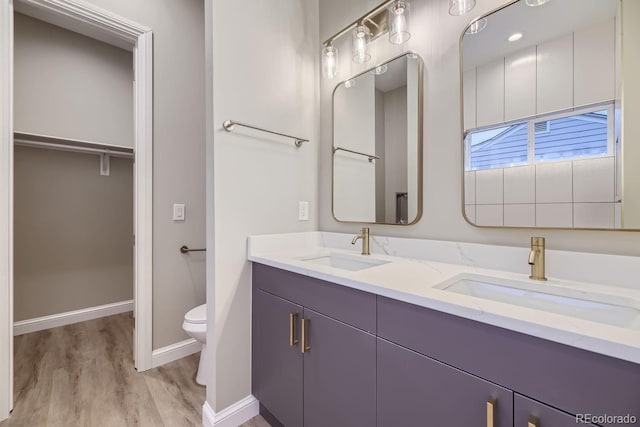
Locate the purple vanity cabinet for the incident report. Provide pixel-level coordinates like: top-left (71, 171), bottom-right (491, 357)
top-left (302, 308), bottom-right (376, 427)
top-left (254, 289), bottom-right (303, 427)
top-left (378, 338), bottom-right (513, 427)
top-left (253, 264), bottom-right (377, 427)
top-left (514, 394), bottom-right (596, 427)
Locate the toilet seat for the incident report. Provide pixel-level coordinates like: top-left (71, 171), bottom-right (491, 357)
top-left (185, 304), bottom-right (206, 324)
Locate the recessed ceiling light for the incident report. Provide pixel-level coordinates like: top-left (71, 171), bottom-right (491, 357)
top-left (508, 32), bottom-right (523, 42)
top-left (525, 0), bottom-right (551, 6)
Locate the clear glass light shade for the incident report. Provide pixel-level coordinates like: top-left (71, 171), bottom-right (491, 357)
top-left (465, 18), bottom-right (487, 35)
top-left (352, 25), bottom-right (371, 63)
top-left (388, 0), bottom-right (411, 44)
top-left (525, 0), bottom-right (550, 6)
top-left (448, 0), bottom-right (476, 16)
top-left (322, 45), bottom-right (338, 79)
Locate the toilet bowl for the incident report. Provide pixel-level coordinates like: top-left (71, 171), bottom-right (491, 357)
top-left (183, 304), bottom-right (208, 386)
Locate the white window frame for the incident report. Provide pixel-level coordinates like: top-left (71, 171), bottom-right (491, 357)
top-left (465, 102), bottom-right (615, 171)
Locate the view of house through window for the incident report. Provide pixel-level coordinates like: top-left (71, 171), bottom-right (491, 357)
top-left (465, 105), bottom-right (613, 171)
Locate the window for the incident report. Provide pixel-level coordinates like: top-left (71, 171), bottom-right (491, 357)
top-left (465, 104), bottom-right (614, 171)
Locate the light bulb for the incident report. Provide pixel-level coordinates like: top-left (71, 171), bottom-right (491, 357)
top-left (352, 25), bottom-right (371, 63)
top-left (525, 0), bottom-right (550, 6)
top-left (465, 18), bottom-right (487, 35)
top-left (322, 45), bottom-right (338, 79)
top-left (389, 0), bottom-right (411, 44)
top-left (448, 0), bottom-right (476, 16)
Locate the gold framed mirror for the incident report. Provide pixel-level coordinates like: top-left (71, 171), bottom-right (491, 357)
top-left (332, 52), bottom-right (424, 225)
top-left (460, 0), bottom-right (640, 230)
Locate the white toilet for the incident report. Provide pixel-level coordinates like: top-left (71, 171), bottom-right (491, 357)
top-left (183, 304), bottom-right (208, 386)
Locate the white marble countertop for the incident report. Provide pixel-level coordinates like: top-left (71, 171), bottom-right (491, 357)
top-left (248, 232), bottom-right (640, 365)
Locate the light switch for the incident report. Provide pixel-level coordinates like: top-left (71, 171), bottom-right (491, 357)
top-left (173, 204), bottom-right (185, 221)
top-left (298, 201), bottom-right (309, 221)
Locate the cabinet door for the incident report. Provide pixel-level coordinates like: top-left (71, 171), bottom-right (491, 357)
top-left (256, 290), bottom-right (303, 427)
top-left (514, 394), bottom-right (597, 427)
top-left (377, 338), bottom-right (513, 427)
top-left (303, 308), bottom-right (376, 427)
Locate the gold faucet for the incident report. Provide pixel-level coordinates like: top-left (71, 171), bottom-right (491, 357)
top-left (351, 227), bottom-right (370, 255)
top-left (528, 237), bottom-right (547, 281)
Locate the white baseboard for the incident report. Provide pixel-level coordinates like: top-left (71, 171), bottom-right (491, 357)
top-left (203, 395), bottom-right (259, 427)
top-left (13, 300), bottom-right (134, 336)
top-left (151, 338), bottom-right (201, 369)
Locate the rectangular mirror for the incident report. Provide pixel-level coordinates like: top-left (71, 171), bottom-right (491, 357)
top-left (332, 53), bottom-right (423, 225)
top-left (461, 0), bottom-right (640, 230)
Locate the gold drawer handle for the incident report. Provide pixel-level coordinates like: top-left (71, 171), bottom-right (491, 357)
top-left (289, 312), bottom-right (299, 347)
top-left (528, 417), bottom-right (539, 427)
top-left (486, 400), bottom-right (495, 427)
top-left (301, 317), bottom-right (311, 353)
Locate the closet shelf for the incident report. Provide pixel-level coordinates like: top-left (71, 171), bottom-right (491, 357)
top-left (14, 131), bottom-right (134, 158)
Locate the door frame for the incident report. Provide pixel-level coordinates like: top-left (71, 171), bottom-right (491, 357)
top-left (0, 0), bottom-right (154, 420)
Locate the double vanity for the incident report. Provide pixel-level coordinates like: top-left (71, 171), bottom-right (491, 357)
top-left (248, 232), bottom-right (640, 427)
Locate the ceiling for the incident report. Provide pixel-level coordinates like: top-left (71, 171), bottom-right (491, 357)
top-left (462, 0), bottom-right (618, 70)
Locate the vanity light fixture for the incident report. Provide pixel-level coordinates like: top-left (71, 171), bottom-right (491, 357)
top-left (465, 17), bottom-right (487, 34)
top-left (448, 0), bottom-right (476, 16)
top-left (320, 0), bottom-right (413, 79)
top-left (389, 0), bottom-right (411, 44)
top-left (508, 32), bottom-right (523, 42)
top-left (525, 0), bottom-right (551, 6)
top-left (322, 44), bottom-right (339, 79)
top-left (352, 24), bottom-right (372, 63)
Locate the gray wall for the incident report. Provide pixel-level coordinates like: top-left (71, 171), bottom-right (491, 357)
top-left (206, 0), bottom-right (319, 412)
top-left (66, 0), bottom-right (207, 349)
top-left (14, 146), bottom-right (133, 321)
top-left (319, 0), bottom-right (640, 256)
top-left (14, 13), bottom-right (134, 147)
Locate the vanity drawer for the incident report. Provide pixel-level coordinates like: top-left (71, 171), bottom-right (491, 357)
top-left (377, 296), bottom-right (640, 426)
top-left (252, 263), bottom-right (376, 333)
top-left (514, 394), bottom-right (597, 427)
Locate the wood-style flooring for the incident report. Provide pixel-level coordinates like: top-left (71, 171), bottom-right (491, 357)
top-left (1, 313), bottom-right (204, 427)
top-left (1, 312), bottom-right (271, 427)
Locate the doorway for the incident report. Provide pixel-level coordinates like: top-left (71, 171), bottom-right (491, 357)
top-left (0, 0), bottom-right (153, 420)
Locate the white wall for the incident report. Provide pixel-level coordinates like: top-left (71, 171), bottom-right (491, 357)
top-left (64, 0), bottom-right (207, 349)
top-left (383, 86), bottom-right (408, 222)
top-left (319, 0), bottom-right (640, 256)
top-left (14, 13), bottom-right (133, 147)
top-left (207, 0), bottom-right (319, 412)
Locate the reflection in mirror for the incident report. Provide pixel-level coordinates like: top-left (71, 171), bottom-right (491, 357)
top-left (461, 0), bottom-right (640, 230)
top-left (333, 53), bottom-right (423, 225)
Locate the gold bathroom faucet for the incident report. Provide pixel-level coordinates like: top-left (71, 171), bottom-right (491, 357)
top-left (528, 237), bottom-right (547, 281)
top-left (351, 227), bottom-right (371, 255)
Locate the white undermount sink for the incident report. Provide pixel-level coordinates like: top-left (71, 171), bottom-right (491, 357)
top-left (298, 252), bottom-right (390, 271)
top-left (436, 274), bottom-right (640, 329)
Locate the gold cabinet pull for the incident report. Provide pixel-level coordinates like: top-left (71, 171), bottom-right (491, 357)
top-left (528, 417), bottom-right (539, 427)
top-left (301, 317), bottom-right (311, 353)
top-left (289, 312), bottom-right (299, 347)
top-left (486, 400), bottom-right (495, 427)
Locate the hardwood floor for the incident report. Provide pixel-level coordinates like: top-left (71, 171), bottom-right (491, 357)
top-left (1, 313), bottom-right (205, 427)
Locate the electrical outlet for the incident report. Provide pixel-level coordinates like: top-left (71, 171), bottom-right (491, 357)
top-left (173, 203), bottom-right (186, 221)
top-left (298, 201), bottom-right (309, 221)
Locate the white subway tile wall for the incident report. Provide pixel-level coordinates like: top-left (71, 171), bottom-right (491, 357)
top-left (536, 203), bottom-right (573, 227)
top-left (504, 204), bottom-right (536, 227)
top-left (573, 157), bottom-right (615, 203)
top-left (476, 168), bottom-right (504, 205)
top-left (464, 157), bottom-right (622, 228)
top-left (574, 203), bottom-right (615, 228)
top-left (536, 161), bottom-right (573, 203)
top-left (504, 165), bottom-right (535, 204)
top-left (476, 204), bottom-right (504, 226)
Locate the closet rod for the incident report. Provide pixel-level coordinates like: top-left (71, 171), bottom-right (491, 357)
top-left (14, 131), bottom-right (134, 156)
top-left (14, 139), bottom-right (135, 158)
